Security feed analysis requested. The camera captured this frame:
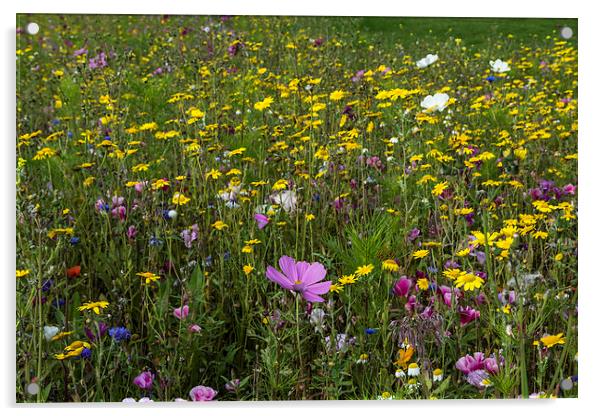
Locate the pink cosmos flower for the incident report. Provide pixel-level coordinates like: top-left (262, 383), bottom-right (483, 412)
top-left (173, 305), bottom-right (189, 320)
top-left (189, 385), bottom-right (217, 401)
top-left (266, 256), bottom-right (331, 303)
top-left (254, 213), bottom-right (269, 229)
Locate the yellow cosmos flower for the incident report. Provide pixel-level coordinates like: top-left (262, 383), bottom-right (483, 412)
top-left (454, 272), bottom-right (484, 291)
top-left (172, 193), bottom-right (191, 205)
top-left (16, 269), bottom-right (30, 278)
top-left (330, 283), bottom-right (343, 293)
top-left (137, 272), bottom-right (160, 285)
top-left (431, 181), bottom-right (449, 196)
top-left (417, 278), bottom-right (429, 290)
top-left (382, 259), bottom-right (399, 272)
top-left (355, 264), bottom-right (374, 276)
top-left (329, 90), bottom-right (346, 101)
top-left (243, 265), bottom-right (254, 276)
top-left (212, 220), bottom-right (228, 230)
top-left (206, 169), bottom-right (222, 180)
top-left (33, 147), bottom-right (56, 161)
top-left (78, 301), bottom-right (109, 315)
top-left (254, 96), bottom-right (274, 111)
top-left (412, 249), bottom-right (430, 259)
top-left (338, 274), bottom-right (358, 285)
top-left (536, 333), bottom-right (566, 348)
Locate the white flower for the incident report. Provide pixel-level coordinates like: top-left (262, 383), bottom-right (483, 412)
top-left (416, 53), bottom-right (438, 69)
top-left (407, 362), bottom-right (420, 377)
top-left (122, 398), bottom-right (137, 403)
top-left (420, 93), bottom-right (449, 112)
top-left (433, 368), bottom-right (443, 382)
top-left (490, 59), bottom-right (510, 73)
top-left (167, 210), bottom-right (177, 219)
top-left (395, 369), bottom-right (406, 378)
top-left (270, 190), bottom-right (297, 213)
top-left (43, 326), bottom-right (59, 341)
top-left (389, 137), bottom-right (399, 144)
top-left (309, 308), bottom-right (326, 332)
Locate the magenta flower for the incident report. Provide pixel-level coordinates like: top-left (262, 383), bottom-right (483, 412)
top-left (265, 256), bottom-right (331, 303)
top-left (173, 305), bottom-right (189, 320)
top-left (254, 213), bottom-right (269, 229)
top-left (456, 352), bottom-right (486, 375)
top-left (133, 371), bottom-right (154, 390)
top-left (458, 306), bottom-right (480, 326)
top-left (189, 385), bottom-right (217, 401)
top-left (393, 277), bottom-right (412, 298)
top-left (188, 323), bottom-right (201, 333)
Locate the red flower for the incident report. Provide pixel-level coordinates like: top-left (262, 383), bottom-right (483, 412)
top-left (66, 265), bottom-right (81, 279)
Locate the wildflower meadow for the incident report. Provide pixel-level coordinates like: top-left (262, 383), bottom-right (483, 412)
top-left (16, 15), bottom-right (578, 402)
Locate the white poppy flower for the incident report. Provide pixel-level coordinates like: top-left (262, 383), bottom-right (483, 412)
top-left (416, 53), bottom-right (438, 69)
top-left (420, 93), bottom-right (450, 112)
top-left (43, 325), bottom-right (59, 341)
top-left (490, 59), bottom-right (510, 73)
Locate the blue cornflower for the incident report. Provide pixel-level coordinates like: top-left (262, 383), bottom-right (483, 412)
top-left (80, 347), bottom-right (92, 359)
top-left (69, 237), bottom-right (80, 245)
top-left (162, 210), bottom-right (171, 220)
top-left (149, 236), bottom-right (163, 247)
top-left (109, 327), bottom-right (131, 343)
top-left (52, 298), bottom-right (65, 308)
top-left (486, 75), bottom-right (496, 83)
top-left (223, 251), bottom-right (231, 261)
top-left (41, 279), bottom-right (54, 292)
top-left (365, 328), bottom-right (377, 335)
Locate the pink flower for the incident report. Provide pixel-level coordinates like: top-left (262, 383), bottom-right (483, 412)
top-left (456, 352), bottom-right (487, 375)
top-left (133, 371), bottom-right (154, 390)
top-left (393, 277), bottom-right (412, 298)
top-left (266, 256), bottom-right (331, 303)
top-left (189, 385), bottom-right (217, 401)
top-left (458, 306), bottom-right (480, 326)
top-left (188, 323), bottom-right (201, 333)
top-left (254, 213), bottom-right (269, 229)
top-left (173, 305), bottom-right (189, 320)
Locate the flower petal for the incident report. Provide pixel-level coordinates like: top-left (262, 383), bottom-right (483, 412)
top-left (266, 266), bottom-right (293, 289)
top-left (302, 291), bottom-right (326, 303)
top-left (306, 280), bottom-right (332, 295)
top-left (278, 256), bottom-right (298, 281)
top-left (301, 262), bottom-right (327, 286)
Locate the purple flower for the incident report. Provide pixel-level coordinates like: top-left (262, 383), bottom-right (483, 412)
top-left (254, 213), bottom-right (269, 230)
top-left (407, 228), bottom-right (421, 242)
top-left (189, 385), bottom-right (217, 401)
top-left (73, 47), bottom-right (88, 57)
top-left (466, 369), bottom-right (490, 388)
top-left (84, 322), bottom-right (108, 342)
top-left (265, 256), bottom-right (331, 303)
top-left (392, 277), bottom-right (412, 298)
top-left (456, 352), bottom-right (486, 375)
top-left (89, 52), bottom-right (107, 69)
top-left (458, 306), bottom-right (480, 326)
top-left (133, 371), bottom-right (154, 390)
top-left (127, 225), bottom-right (137, 240)
top-left (224, 379), bottom-right (240, 393)
top-left (181, 224), bottom-right (199, 248)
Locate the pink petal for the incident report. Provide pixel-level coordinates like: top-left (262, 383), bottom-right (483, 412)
top-left (266, 266), bottom-right (293, 290)
top-left (301, 262), bottom-right (327, 286)
top-left (295, 261), bottom-right (311, 280)
top-left (306, 280), bottom-right (332, 295)
top-left (278, 256), bottom-right (298, 281)
top-left (302, 291), bottom-right (325, 303)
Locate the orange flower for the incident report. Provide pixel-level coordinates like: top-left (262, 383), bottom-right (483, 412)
top-left (66, 265), bottom-right (81, 279)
